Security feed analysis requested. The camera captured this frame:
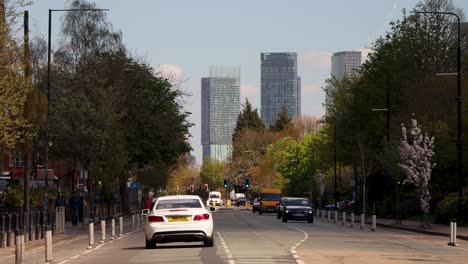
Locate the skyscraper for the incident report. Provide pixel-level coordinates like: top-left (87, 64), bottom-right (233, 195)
top-left (201, 66), bottom-right (240, 162)
top-left (326, 51), bottom-right (362, 111)
top-left (331, 51), bottom-right (362, 80)
top-left (260, 52), bottom-right (301, 127)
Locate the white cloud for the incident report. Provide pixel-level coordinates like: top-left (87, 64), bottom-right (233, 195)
top-left (302, 83), bottom-right (322, 94)
top-left (155, 64), bottom-right (183, 80)
top-left (301, 50), bottom-right (333, 70)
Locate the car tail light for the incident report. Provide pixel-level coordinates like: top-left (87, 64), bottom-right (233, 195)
top-left (193, 214), bottom-right (210, 221)
top-left (148, 216), bottom-right (164, 222)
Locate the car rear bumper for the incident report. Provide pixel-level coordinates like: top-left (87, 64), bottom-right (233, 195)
top-left (150, 231), bottom-right (208, 243)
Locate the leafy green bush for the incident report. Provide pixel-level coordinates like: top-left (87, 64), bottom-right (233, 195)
top-left (436, 191), bottom-right (468, 224)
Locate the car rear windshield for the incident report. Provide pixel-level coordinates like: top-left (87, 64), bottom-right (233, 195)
top-left (261, 193), bottom-right (281, 200)
top-left (156, 199), bottom-right (202, 210)
top-left (209, 194), bottom-right (220, 198)
top-left (287, 199), bottom-right (310, 206)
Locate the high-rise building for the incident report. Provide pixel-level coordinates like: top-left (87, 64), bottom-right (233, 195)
top-left (201, 66), bottom-right (240, 162)
top-left (260, 52), bottom-right (301, 127)
top-left (331, 51), bottom-right (362, 80)
top-left (326, 51), bottom-right (362, 112)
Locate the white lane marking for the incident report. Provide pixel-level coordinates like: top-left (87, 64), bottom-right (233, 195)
top-left (56, 227), bottom-right (142, 264)
top-left (217, 232), bottom-right (235, 264)
top-left (288, 226), bottom-right (308, 264)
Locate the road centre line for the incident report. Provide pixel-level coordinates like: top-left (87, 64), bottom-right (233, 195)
top-left (288, 226), bottom-right (308, 264)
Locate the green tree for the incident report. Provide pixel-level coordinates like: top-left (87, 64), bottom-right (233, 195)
top-left (232, 98), bottom-right (264, 141)
top-left (270, 107), bottom-right (293, 132)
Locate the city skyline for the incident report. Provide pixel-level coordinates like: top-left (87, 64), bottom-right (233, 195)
top-left (26, 0), bottom-right (468, 165)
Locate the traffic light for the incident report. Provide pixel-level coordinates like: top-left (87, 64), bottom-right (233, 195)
top-left (245, 178), bottom-right (250, 188)
top-left (190, 184), bottom-right (194, 193)
top-left (223, 179), bottom-right (228, 188)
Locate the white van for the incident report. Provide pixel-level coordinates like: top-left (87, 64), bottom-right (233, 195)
top-left (207, 191), bottom-right (223, 206)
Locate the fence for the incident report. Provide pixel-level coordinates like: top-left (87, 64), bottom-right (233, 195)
top-left (0, 206), bottom-right (65, 248)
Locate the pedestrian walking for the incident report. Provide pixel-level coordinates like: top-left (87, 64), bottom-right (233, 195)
top-left (69, 192), bottom-right (79, 226)
top-left (55, 192), bottom-right (66, 208)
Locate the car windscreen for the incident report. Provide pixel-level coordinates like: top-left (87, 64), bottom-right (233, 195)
top-left (209, 194), bottom-right (220, 198)
top-left (261, 193), bottom-right (281, 200)
top-left (287, 199), bottom-right (310, 206)
top-left (155, 199), bottom-right (202, 210)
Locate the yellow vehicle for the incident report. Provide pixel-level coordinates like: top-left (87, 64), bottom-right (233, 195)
top-left (258, 188), bottom-right (281, 215)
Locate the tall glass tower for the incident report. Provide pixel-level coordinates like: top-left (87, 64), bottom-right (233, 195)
top-left (260, 52), bottom-right (301, 127)
top-left (201, 66), bottom-right (240, 162)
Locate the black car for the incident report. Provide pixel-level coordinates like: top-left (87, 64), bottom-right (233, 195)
top-left (276, 197), bottom-right (294, 219)
top-left (280, 198), bottom-right (313, 223)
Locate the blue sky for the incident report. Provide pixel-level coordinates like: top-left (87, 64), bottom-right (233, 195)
top-left (26, 0), bottom-right (468, 164)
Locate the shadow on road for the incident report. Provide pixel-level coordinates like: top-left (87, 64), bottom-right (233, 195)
top-left (123, 244), bottom-right (204, 250)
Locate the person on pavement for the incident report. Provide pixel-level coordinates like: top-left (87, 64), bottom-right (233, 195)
top-left (69, 192), bottom-right (79, 226)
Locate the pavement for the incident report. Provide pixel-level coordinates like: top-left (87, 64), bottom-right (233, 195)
top-left (0, 216), bottom-right (137, 264)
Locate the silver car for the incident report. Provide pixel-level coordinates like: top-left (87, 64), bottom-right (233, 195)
top-left (144, 195), bottom-right (215, 248)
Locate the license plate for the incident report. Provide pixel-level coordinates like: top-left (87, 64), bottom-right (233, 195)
top-left (293, 213), bottom-right (304, 217)
top-left (167, 216), bottom-right (190, 222)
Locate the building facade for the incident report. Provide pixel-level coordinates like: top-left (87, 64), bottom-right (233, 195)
top-left (201, 66), bottom-right (240, 162)
top-left (260, 52), bottom-right (301, 127)
top-left (326, 51), bottom-right (362, 112)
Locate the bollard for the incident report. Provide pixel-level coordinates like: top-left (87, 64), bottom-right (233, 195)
top-left (371, 214), bottom-right (376, 231)
top-left (15, 229), bottom-right (21, 264)
top-left (327, 210), bottom-right (331, 223)
top-left (1, 215), bottom-right (6, 248)
top-left (100, 219), bottom-right (106, 243)
top-left (350, 213), bottom-right (355, 228)
top-left (45, 226), bottom-right (53, 263)
top-left (360, 213), bottom-right (365, 230)
top-left (20, 229), bottom-right (25, 263)
top-left (334, 211), bottom-right (338, 224)
top-left (7, 214), bottom-right (12, 247)
top-left (131, 213), bottom-right (135, 231)
top-left (88, 220), bottom-right (94, 249)
top-left (111, 218), bottom-right (115, 240)
top-left (119, 216), bottom-right (123, 236)
top-left (448, 219), bottom-right (459, 246)
top-left (23, 212), bottom-right (28, 242)
top-left (342, 212), bottom-right (346, 225)
top-left (29, 212), bottom-right (33, 241)
top-left (35, 212), bottom-right (40, 240)
top-left (137, 212), bottom-right (141, 228)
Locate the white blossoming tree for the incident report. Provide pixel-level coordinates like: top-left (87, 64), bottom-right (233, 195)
top-left (398, 118), bottom-right (435, 227)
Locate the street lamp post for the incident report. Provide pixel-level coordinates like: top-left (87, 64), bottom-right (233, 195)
top-left (413, 11), bottom-right (463, 223)
top-left (44, 7), bottom-right (109, 228)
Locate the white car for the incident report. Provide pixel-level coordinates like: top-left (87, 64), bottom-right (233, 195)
top-left (206, 191), bottom-right (223, 206)
top-left (144, 195), bottom-right (215, 248)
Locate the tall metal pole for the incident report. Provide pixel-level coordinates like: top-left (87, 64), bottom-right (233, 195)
top-left (23, 10), bottom-right (31, 230)
top-left (334, 124), bottom-right (337, 210)
top-left (386, 71), bottom-right (390, 143)
top-left (455, 15), bottom-right (463, 224)
top-left (43, 8), bottom-right (52, 227)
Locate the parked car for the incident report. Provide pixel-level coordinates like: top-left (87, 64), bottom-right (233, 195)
top-left (279, 197), bottom-right (313, 223)
top-left (252, 198), bottom-right (261, 213)
top-left (144, 195), bottom-right (216, 248)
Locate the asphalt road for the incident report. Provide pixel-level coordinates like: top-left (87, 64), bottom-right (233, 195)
top-left (13, 207), bottom-right (468, 264)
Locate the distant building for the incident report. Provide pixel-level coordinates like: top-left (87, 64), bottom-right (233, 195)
top-left (201, 66), bottom-right (240, 162)
top-left (260, 52), bottom-right (301, 127)
top-left (331, 51), bottom-right (362, 80)
top-left (326, 51), bottom-right (362, 112)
